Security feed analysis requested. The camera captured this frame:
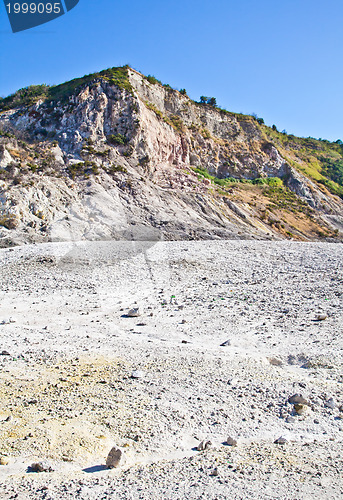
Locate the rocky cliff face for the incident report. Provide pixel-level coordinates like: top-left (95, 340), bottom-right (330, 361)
top-left (0, 67), bottom-right (342, 246)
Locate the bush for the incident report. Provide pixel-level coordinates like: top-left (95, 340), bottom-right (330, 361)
top-left (146, 75), bottom-right (161, 85)
top-left (193, 168), bottom-right (284, 190)
top-left (67, 161), bottom-right (99, 180)
top-left (199, 96), bottom-right (217, 106)
top-left (139, 155), bottom-right (150, 166)
top-left (107, 134), bottom-right (127, 146)
top-left (321, 158), bottom-right (343, 187)
top-left (107, 164), bottom-right (127, 174)
top-left (252, 177), bottom-right (283, 187)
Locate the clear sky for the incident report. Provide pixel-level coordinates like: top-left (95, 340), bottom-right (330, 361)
top-left (1, 0), bottom-right (342, 141)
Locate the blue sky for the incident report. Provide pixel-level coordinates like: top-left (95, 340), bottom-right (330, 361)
top-left (1, 0), bottom-right (342, 141)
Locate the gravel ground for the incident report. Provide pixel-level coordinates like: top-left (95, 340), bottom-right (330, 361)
top-left (0, 240), bottom-right (342, 499)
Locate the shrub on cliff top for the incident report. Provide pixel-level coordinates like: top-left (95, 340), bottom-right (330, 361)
top-left (0, 67), bottom-right (132, 111)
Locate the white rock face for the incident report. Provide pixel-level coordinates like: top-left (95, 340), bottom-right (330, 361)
top-left (0, 146), bottom-right (13, 169)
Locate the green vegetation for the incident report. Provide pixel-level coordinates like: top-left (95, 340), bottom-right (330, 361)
top-left (165, 114), bottom-right (185, 132)
top-left (144, 101), bottom-right (163, 119)
top-left (263, 126), bottom-right (343, 198)
top-left (0, 67), bottom-right (132, 111)
top-left (264, 185), bottom-right (313, 215)
top-left (146, 75), bottom-right (162, 85)
top-left (106, 164), bottom-right (128, 174)
top-left (0, 85), bottom-right (50, 111)
top-left (48, 66), bottom-right (133, 102)
top-left (318, 178), bottom-right (343, 198)
top-left (192, 167), bottom-right (283, 188)
top-left (321, 158), bottom-right (343, 186)
top-left (139, 155), bottom-right (150, 167)
top-left (0, 129), bottom-right (15, 138)
top-left (200, 96), bottom-right (217, 107)
top-left (144, 101), bottom-right (184, 132)
top-left (67, 161), bottom-right (99, 180)
top-left (107, 133), bottom-right (128, 146)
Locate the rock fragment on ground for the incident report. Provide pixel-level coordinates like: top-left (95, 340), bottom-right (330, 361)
top-left (106, 445), bottom-right (124, 469)
top-left (288, 394), bottom-right (309, 405)
top-left (131, 370), bottom-right (146, 379)
top-left (30, 461), bottom-right (54, 473)
top-left (315, 313), bottom-right (327, 321)
top-left (325, 398), bottom-right (336, 409)
top-left (225, 437), bottom-right (237, 446)
top-left (220, 339), bottom-right (231, 347)
top-left (197, 440), bottom-right (212, 451)
top-left (274, 437), bottom-right (287, 445)
top-left (127, 308), bottom-right (140, 317)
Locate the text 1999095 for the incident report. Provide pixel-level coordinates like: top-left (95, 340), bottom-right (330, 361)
top-left (6, 2), bottom-right (61, 14)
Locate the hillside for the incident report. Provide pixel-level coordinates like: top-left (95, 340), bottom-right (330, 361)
top-left (0, 66), bottom-right (343, 246)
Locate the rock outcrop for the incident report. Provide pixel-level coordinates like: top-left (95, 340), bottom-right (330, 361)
top-left (0, 66), bottom-right (342, 245)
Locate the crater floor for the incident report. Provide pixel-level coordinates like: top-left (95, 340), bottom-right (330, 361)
top-left (0, 240), bottom-right (342, 499)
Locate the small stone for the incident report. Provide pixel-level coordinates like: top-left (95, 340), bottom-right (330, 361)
top-left (220, 339), bottom-right (231, 347)
top-left (0, 351), bottom-right (11, 356)
top-left (0, 318), bottom-right (16, 325)
top-left (315, 313), bottom-right (327, 321)
top-left (30, 461), bottom-right (54, 473)
top-left (131, 370), bottom-right (145, 379)
top-left (325, 398), bottom-right (336, 409)
top-left (274, 437), bottom-right (287, 445)
top-left (226, 437), bottom-right (237, 446)
top-left (210, 467), bottom-right (219, 476)
top-left (288, 394), bottom-right (308, 405)
top-left (106, 445), bottom-right (124, 468)
top-left (268, 357), bottom-right (283, 366)
top-left (294, 403), bottom-right (308, 416)
top-left (286, 416), bottom-right (296, 423)
top-left (181, 319), bottom-right (187, 324)
top-left (0, 457), bottom-right (9, 466)
top-left (127, 308), bottom-right (140, 318)
top-left (4, 415), bottom-right (13, 422)
top-left (197, 440), bottom-right (212, 451)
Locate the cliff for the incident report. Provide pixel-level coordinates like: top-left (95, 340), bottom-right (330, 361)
top-left (0, 66), bottom-right (342, 245)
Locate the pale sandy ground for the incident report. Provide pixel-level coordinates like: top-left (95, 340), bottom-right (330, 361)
top-left (0, 240), bottom-right (342, 499)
